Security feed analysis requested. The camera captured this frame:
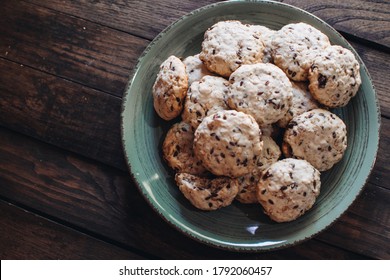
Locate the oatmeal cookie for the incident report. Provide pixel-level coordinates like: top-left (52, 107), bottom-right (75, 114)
top-left (163, 121), bottom-right (207, 175)
top-left (194, 110), bottom-right (263, 178)
top-left (257, 158), bottom-right (321, 222)
top-left (153, 55), bottom-right (188, 120)
top-left (282, 109), bottom-right (347, 171)
top-left (277, 81), bottom-right (320, 128)
top-left (182, 75), bottom-right (229, 129)
top-left (227, 63), bottom-right (293, 125)
top-left (308, 45), bottom-right (361, 108)
top-left (200, 20), bottom-right (265, 77)
top-left (272, 22), bottom-right (331, 81)
top-left (175, 173), bottom-right (240, 211)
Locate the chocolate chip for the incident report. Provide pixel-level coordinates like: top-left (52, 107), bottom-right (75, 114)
top-left (318, 74), bottom-right (327, 88)
top-left (263, 171), bottom-right (273, 179)
top-left (287, 121), bottom-right (297, 129)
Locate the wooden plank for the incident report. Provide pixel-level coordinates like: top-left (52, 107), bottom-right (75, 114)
top-left (25, 0), bottom-right (220, 41)
top-left (0, 201), bottom-right (144, 259)
top-left (370, 114), bottom-right (390, 191)
top-left (0, 58), bottom-right (126, 170)
top-left (317, 183), bottom-right (390, 259)
top-left (0, 127), bottom-right (372, 259)
top-left (349, 41), bottom-right (390, 118)
top-left (25, 0), bottom-right (390, 47)
top-left (281, 0), bottom-right (390, 48)
top-left (0, 0), bottom-right (148, 97)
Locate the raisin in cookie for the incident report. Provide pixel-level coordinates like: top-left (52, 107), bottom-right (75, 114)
top-left (153, 56), bottom-right (188, 120)
top-left (227, 63), bottom-right (292, 126)
top-left (200, 20), bottom-right (265, 77)
top-left (183, 54), bottom-right (214, 86)
top-left (163, 122), bottom-right (207, 175)
top-left (249, 24), bottom-right (275, 63)
top-left (272, 22), bottom-right (331, 81)
top-left (194, 110), bottom-right (263, 178)
top-left (308, 45), bottom-right (361, 108)
top-left (182, 75), bottom-right (230, 129)
top-left (257, 158), bottom-right (321, 223)
top-left (283, 109), bottom-right (347, 171)
top-left (175, 173), bottom-right (240, 211)
top-left (277, 82), bottom-right (320, 128)
top-left (236, 136), bottom-right (281, 204)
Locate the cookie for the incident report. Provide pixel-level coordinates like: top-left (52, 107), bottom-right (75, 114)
top-left (283, 109), bottom-right (347, 171)
top-left (236, 136), bottom-right (281, 204)
top-left (194, 110), bottom-right (263, 178)
top-left (227, 63), bottom-right (293, 126)
top-left (153, 55), bottom-right (188, 120)
top-left (257, 158), bottom-right (321, 223)
top-left (308, 45), bottom-right (361, 108)
top-left (163, 122), bottom-right (208, 175)
top-left (249, 24), bottom-right (276, 63)
top-left (175, 173), bottom-right (240, 211)
top-left (199, 20), bottom-right (265, 77)
top-left (181, 75), bottom-right (230, 129)
top-left (183, 54), bottom-right (214, 86)
top-left (277, 82), bottom-right (320, 128)
top-left (272, 22), bottom-right (331, 81)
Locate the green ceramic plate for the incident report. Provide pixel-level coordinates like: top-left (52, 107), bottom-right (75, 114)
top-left (121, 0), bottom-right (380, 251)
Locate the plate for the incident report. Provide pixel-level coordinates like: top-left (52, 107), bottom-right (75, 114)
top-left (121, 0), bottom-right (380, 251)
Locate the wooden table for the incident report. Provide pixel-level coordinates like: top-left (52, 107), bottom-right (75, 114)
top-left (1, 0), bottom-right (389, 260)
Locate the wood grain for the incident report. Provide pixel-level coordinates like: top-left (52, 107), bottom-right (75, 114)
top-left (281, 0), bottom-right (390, 48)
top-left (349, 41), bottom-right (390, 118)
top-left (25, 0), bottom-right (220, 41)
top-left (25, 0), bottom-right (390, 48)
top-left (0, 127), bottom-right (374, 259)
top-left (0, 0), bottom-right (148, 97)
top-left (0, 58), bottom-right (126, 170)
top-left (370, 115), bottom-right (390, 191)
top-left (0, 201), bottom-right (144, 259)
top-left (317, 183), bottom-right (390, 259)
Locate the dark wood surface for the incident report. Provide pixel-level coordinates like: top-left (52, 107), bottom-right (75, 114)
top-left (0, 0), bottom-right (389, 259)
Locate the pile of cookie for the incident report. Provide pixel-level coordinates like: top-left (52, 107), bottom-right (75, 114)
top-left (152, 21), bottom-right (361, 223)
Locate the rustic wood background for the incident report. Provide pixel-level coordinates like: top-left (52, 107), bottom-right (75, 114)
top-left (0, 0), bottom-right (389, 259)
